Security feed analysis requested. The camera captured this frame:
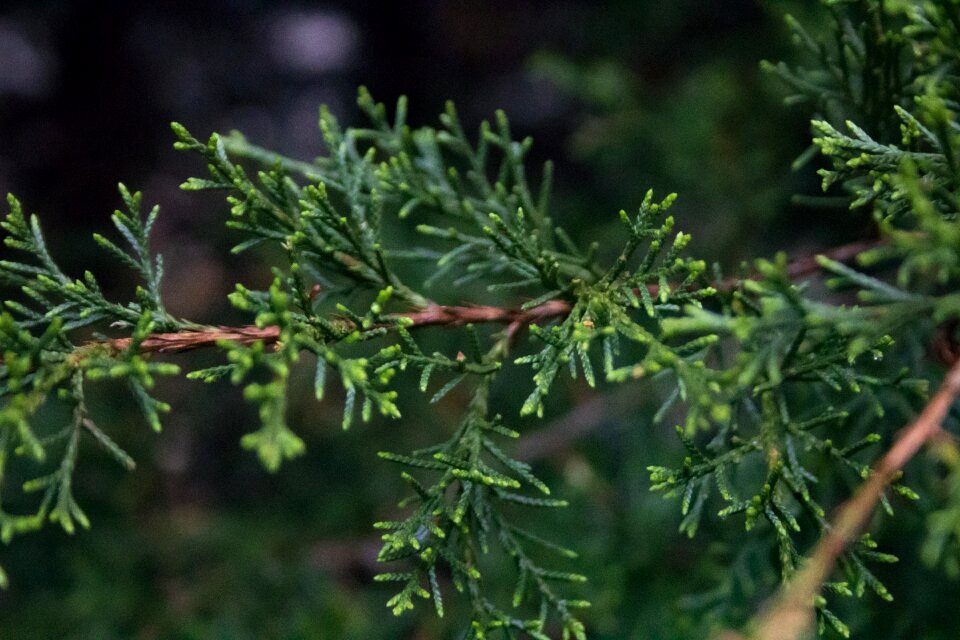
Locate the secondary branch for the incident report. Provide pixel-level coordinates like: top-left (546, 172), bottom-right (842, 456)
top-left (743, 357), bottom-right (960, 640)
top-left (99, 239), bottom-right (880, 357)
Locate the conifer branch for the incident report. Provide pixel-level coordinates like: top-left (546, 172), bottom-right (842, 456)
top-left (83, 302), bottom-right (572, 357)
top-left (82, 239), bottom-right (881, 359)
top-left (4, 4), bottom-right (957, 632)
top-left (747, 358), bottom-right (960, 640)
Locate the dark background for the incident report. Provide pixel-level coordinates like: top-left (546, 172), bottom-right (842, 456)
top-left (0, 0), bottom-right (825, 266)
top-left (0, 2), bottom-right (936, 639)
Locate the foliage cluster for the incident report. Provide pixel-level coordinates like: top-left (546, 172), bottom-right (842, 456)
top-left (3, 1), bottom-right (960, 638)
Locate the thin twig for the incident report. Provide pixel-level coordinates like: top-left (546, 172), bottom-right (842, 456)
top-left (96, 300), bottom-right (573, 356)
top-left (106, 325), bottom-right (281, 354)
top-left (90, 239), bottom-right (880, 357)
top-left (743, 357), bottom-right (960, 640)
top-left (783, 239), bottom-right (882, 281)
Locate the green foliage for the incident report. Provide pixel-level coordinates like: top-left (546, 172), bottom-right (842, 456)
top-left (762, 0), bottom-right (919, 143)
top-left (0, 187), bottom-right (182, 582)
top-left (923, 438), bottom-right (960, 577)
top-left (377, 379), bottom-right (587, 639)
top-left (4, 1), bottom-right (960, 638)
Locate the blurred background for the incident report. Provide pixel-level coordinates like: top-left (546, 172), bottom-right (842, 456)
top-left (0, 1), bottom-right (949, 639)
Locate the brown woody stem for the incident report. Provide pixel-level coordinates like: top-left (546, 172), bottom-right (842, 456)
top-left (93, 239), bottom-right (880, 357)
top-left (746, 357), bottom-right (960, 640)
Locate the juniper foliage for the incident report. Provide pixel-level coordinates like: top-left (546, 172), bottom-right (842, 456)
top-left (1, 1), bottom-right (960, 638)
